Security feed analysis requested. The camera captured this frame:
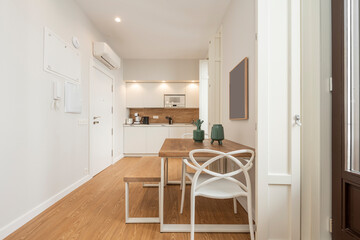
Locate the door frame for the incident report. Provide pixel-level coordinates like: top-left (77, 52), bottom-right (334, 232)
top-left (256, 0), bottom-right (301, 239)
top-left (332, 0), bottom-right (360, 239)
top-left (89, 58), bottom-right (115, 177)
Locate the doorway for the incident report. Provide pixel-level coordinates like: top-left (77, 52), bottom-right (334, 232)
top-left (90, 59), bottom-right (114, 176)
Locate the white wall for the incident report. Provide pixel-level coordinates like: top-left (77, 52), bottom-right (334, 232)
top-left (219, 0), bottom-right (256, 218)
top-left (301, 0), bottom-right (332, 239)
top-left (0, 0), bottom-right (124, 238)
top-left (220, 0), bottom-right (256, 148)
top-left (123, 59), bottom-right (199, 81)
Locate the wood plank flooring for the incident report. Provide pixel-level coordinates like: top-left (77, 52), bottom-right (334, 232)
top-left (5, 158), bottom-right (251, 240)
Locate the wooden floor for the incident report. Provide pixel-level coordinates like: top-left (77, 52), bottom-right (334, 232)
top-left (6, 158), bottom-right (251, 240)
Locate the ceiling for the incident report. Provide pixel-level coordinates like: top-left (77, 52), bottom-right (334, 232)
top-left (75, 0), bottom-right (231, 59)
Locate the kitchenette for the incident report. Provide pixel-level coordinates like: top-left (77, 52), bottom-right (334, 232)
top-left (124, 82), bottom-right (199, 156)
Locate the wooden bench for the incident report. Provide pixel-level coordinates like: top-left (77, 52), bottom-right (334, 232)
top-left (123, 156), bottom-right (161, 224)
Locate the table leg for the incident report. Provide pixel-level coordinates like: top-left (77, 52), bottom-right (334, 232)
top-left (165, 157), bottom-right (169, 186)
top-left (160, 157), bottom-right (164, 232)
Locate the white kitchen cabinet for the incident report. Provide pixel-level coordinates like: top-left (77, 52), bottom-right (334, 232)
top-left (126, 82), bottom-right (199, 108)
top-left (142, 83), bottom-right (164, 108)
top-left (146, 127), bottom-right (169, 153)
top-left (185, 83), bottom-right (199, 108)
top-left (184, 126), bottom-right (196, 135)
top-left (124, 125), bottom-right (196, 155)
top-left (124, 127), bottom-right (147, 153)
top-left (126, 83), bottom-right (144, 108)
top-left (169, 126), bottom-right (195, 138)
top-left (169, 127), bottom-right (186, 138)
top-left (164, 83), bottom-right (186, 94)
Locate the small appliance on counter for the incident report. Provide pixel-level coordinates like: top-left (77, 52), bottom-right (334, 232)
top-left (126, 118), bottom-right (134, 125)
top-left (142, 116), bottom-right (150, 125)
top-left (134, 113), bottom-right (141, 125)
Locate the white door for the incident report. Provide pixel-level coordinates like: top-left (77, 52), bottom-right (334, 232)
top-left (90, 63), bottom-right (113, 176)
top-left (256, 0), bottom-right (301, 239)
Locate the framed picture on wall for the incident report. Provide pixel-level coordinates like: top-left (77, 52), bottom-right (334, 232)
top-left (229, 57), bottom-right (248, 120)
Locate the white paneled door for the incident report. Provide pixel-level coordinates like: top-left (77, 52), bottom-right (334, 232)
top-left (256, 0), bottom-right (301, 239)
top-left (90, 61), bottom-right (114, 176)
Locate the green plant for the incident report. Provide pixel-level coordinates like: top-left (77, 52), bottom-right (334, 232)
top-left (193, 119), bottom-right (204, 131)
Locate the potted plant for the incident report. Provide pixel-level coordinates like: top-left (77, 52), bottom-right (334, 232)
top-left (193, 119), bottom-right (205, 143)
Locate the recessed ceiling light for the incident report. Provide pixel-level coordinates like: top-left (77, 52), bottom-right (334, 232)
top-left (114, 17), bottom-right (121, 23)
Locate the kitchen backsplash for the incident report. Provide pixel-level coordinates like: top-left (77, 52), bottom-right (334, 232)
top-left (129, 108), bottom-right (199, 124)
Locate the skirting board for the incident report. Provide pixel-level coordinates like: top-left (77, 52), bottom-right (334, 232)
top-left (113, 154), bottom-right (124, 164)
top-left (0, 175), bottom-right (91, 239)
top-left (237, 197), bottom-right (256, 222)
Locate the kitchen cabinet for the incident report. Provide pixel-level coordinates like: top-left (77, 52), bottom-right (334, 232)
top-left (163, 83), bottom-right (186, 94)
top-left (169, 127), bottom-right (186, 138)
top-left (142, 83), bottom-right (164, 108)
top-left (126, 82), bottom-right (198, 108)
top-left (185, 83), bottom-right (199, 108)
top-left (124, 125), bottom-right (196, 155)
top-left (146, 127), bottom-right (169, 153)
top-left (124, 127), bottom-right (147, 153)
top-left (126, 83), bottom-right (145, 108)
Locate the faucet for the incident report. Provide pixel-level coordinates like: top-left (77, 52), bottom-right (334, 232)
top-left (166, 116), bottom-right (173, 125)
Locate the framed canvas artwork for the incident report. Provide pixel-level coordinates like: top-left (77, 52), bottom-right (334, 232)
top-left (229, 57), bottom-right (248, 120)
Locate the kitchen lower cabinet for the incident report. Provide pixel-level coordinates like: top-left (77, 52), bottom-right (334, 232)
top-left (124, 127), bottom-right (147, 154)
top-left (169, 127), bottom-right (187, 138)
top-left (146, 127), bottom-right (169, 153)
top-left (124, 125), bottom-right (196, 155)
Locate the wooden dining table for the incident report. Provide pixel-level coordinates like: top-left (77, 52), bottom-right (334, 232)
top-left (157, 138), bottom-right (255, 233)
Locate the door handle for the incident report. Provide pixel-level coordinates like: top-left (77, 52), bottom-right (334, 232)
top-left (295, 114), bottom-right (302, 126)
top-left (93, 116), bottom-right (101, 120)
top-left (93, 121), bottom-right (100, 125)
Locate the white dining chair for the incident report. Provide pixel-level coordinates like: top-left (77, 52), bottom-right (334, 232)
top-left (179, 132), bottom-right (209, 191)
top-left (180, 133), bottom-right (238, 215)
top-left (183, 149), bottom-right (255, 240)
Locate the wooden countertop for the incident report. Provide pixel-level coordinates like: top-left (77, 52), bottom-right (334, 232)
top-left (158, 138), bottom-right (254, 158)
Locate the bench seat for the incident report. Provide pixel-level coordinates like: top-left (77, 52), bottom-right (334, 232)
top-left (123, 156), bottom-right (161, 183)
top-left (123, 156), bottom-right (161, 224)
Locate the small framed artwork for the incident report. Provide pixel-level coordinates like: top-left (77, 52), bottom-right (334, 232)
top-left (229, 57), bottom-right (248, 120)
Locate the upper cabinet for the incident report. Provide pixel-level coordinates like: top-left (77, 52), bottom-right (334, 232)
top-left (142, 83), bottom-right (165, 108)
top-left (126, 83), bottom-right (145, 108)
top-left (185, 83), bottom-right (199, 108)
top-left (163, 83), bottom-right (186, 94)
top-left (126, 82), bottom-right (199, 108)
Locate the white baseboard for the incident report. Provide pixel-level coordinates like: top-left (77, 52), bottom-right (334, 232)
top-left (0, 175), bottom-right (91, 240)
top-left (113, 154), bottom-right (124, 164)
top-left (237, 197), bottom-right (256, 222)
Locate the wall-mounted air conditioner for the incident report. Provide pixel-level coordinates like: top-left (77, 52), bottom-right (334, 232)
top-left (93, 42), bottom-right (121, 70)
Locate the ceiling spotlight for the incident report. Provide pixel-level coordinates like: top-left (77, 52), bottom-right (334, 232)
top-left (114, 17), bottom-right (121, 23)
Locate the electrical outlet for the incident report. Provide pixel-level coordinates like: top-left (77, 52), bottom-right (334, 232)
top-left (153, 116), bottom-right (159, 119)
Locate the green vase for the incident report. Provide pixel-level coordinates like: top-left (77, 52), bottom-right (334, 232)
top-left (211, 124), bottom-right (224, 145)
top-left (193, 129), bottom-right (205, 143)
